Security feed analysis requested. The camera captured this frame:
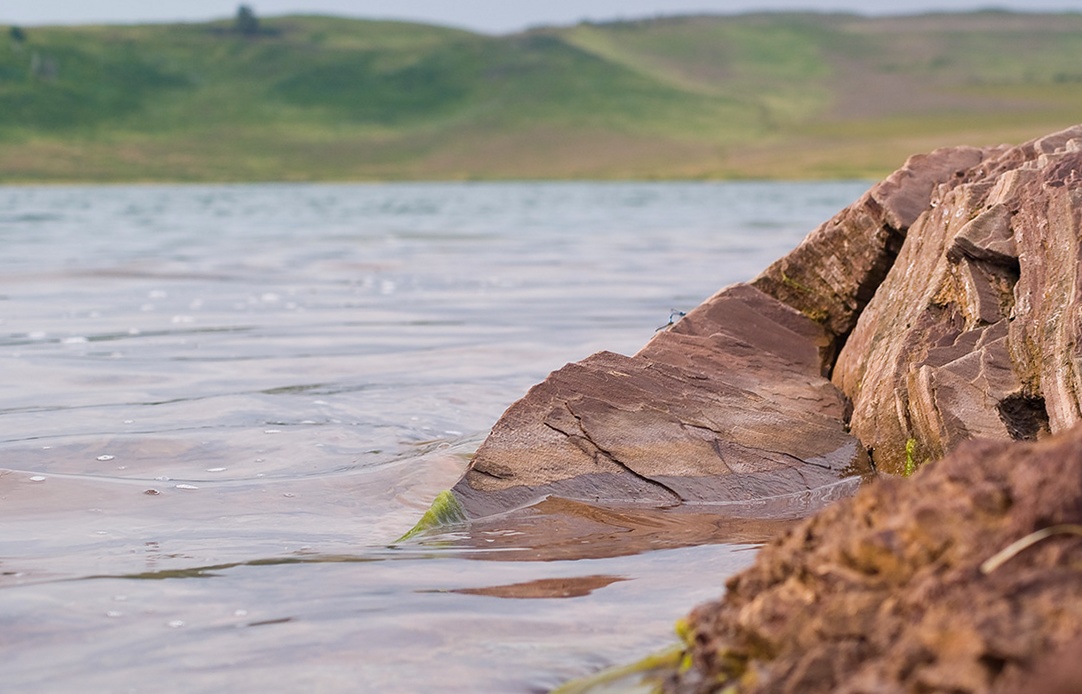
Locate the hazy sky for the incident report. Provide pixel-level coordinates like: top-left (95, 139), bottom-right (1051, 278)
top-left (4, 1), bottom-right (1081, 34)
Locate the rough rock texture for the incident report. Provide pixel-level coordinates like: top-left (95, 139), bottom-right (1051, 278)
top-left (450, 283), bottom-right (872, 518)
top-left (834, 125), bottom-right (1082, 473)
top-left (751, 144), bottom-right (988, 348)
top-left (525, 125), bottom-right (1082, 693)
top-left (447, 133), bottom-right (1017, 518)
top-left (667, 423), bottom-right (1082, 694)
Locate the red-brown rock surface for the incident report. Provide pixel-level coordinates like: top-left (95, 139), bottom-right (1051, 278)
top-left (450, 283), bottom-right (872, 518)
top-left (667, 423), bottom-right (1082, 694)
top-left (494, 125), bottom-right (1082, 693)
top-left (445, 124), bottom-right (1082, 515)
top-left (751, 143), bottom-right (987, 346)
top-left (447, 150), bottom-right (997, 518)
top-left (424, 126), bottom-right (1082, 692)
top-left (448, 142), bottom-right (1009, 516)
top-left (834, 125), bottom-right (1082, 473)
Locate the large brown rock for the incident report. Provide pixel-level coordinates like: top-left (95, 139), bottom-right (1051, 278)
top-left (440, 124), bottom-right (1082, 524)
top-left (667, 422), bottom-right (1082, 694)
top-left (833, 125), bottom-right (1082, 473)
top-left (445, 132), bottom-right (1021, 519)
top-left (540, 125), bottom-right (1082, 694)
top-left (450, 283), bottom-right (872, 518)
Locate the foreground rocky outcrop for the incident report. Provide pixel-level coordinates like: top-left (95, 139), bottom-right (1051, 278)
top-left (666, 424), bottom-right (1082, 694)
top-left (385, 126), bottom-right (1082, 692)
top-left (436, 125), bottom-right (1082, 692)
top-left (445, 145), bottom-right (993, 519)
top-left (557, 125), bottom-right (1082, 692)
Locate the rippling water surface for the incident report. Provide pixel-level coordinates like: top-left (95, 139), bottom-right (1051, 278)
top-left (0, 181), bottom-right (868, 692)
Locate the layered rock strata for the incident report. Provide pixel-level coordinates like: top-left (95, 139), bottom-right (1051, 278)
top-left (447, 152), bottom-right (985, 516)
top-left (537, 124), bottom-right (1082, 694)
top-left (451, 283), bottom-right (872, 518)
top-left (833, 125), bottom-right (1082, 473)
top-left (442, 124), bottom-right (1082, 517)
top-left (751, 144), bottom-right (987, 353)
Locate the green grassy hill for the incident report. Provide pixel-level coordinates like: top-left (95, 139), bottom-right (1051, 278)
top-left (2, 11), bottom-right (1082, 181)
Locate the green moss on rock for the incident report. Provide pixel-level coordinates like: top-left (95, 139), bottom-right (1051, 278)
top-left (396, 489), bottom-right (468, 542)
top-left (904, 437), bottom-right (919, 477)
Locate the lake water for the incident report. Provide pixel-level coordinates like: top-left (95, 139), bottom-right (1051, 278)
top-left (0, 181), bottom-right (869, 693)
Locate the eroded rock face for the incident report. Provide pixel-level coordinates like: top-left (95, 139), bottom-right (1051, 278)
top-left (447, 133), bottom-right (1016, 518)
top-left (450, 283), bottom-right (872, 518)
top-left (668, 422), bottom-right (1082, 694)
top-left (833, 125), bottom-right (1082, 473)
top-left (750, 144), bottom-right (988, 346)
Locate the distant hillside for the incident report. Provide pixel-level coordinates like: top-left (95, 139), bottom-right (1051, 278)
top-left (1, 11), bottom-right (1081, 182)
